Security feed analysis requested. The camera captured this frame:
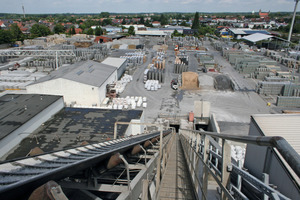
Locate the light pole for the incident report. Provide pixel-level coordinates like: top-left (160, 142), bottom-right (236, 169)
top-left (288, 0), bottom-right (299, 43)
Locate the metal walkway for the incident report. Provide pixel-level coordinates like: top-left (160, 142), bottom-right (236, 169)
top-left (158, 133), bottom-right (195, 200)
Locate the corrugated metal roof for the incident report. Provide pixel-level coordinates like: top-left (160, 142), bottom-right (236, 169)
top-left (242, 33), bottom-right (273, 43)
top-left (102, 57), bottom-right (126, 69)
top-left (252, 114), bottom-right (300, 155)
top-left (29, 60), bottom-right (116, 87)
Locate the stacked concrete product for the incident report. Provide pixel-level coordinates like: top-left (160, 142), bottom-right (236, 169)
top-left (174, 56), bottom-right (188, 74)
top-left (0, 56), bottom-right (8, 63)
top-left (146, 51), bottom-right (166, 83)
top-left (144, 80), bottom-right (161, 91)
top-left (277, 96), bottom-right (300, 107)
top-left (111, 96), bottom-right (147, 109)
top-left (147, 65), bottom-right (165, 83)
top-left (114, 74), bottom-right (133, 94)
top-left (256, 81), bottom-right (290, 95)
top-left (282, 84), bottom-right (300, 97)
top-left (0, 70), bottom-right (46, 90)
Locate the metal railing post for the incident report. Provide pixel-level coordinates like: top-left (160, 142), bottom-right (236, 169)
top-left (155, 126), bottom-right (163, 194)
top-left (202, 135), bottom-right (209, 200)
top-left (221, 139), bottom-right (231, 200)
top-left (142, 179), bottom-right (149, 200)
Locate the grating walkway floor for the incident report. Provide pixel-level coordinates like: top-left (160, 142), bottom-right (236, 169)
top-left (158, 133), bottom-right (196, 200)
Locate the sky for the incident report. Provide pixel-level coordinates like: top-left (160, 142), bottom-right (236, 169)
top-left (0, 0), bottom-right (299, 14)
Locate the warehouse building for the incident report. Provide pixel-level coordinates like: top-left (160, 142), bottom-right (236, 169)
top-left (5, 108), bottom-right (144, 160)
top-left (244, 114), bottom-right (300, 200)
top-left (0, 94), bottom-right (64, 160)
top-left (27, 60), bottom-right (118, 107)
top-left (102, 57), bottom-right (127, 79)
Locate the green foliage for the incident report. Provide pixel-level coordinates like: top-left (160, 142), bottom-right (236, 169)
top-left (171, 29), bottom-right (182, 38)
top-left (0, 29), bottom-right (12, 44)
top-left (70, 26), bottom-right (76, 35)
top-left (160, 14), bottom-right (168, 26)
top-left (197, 25), bottom-right (216, 36)
top-left (30, 24), bottom-right (51, 37)
top-left (102, 18), bottom-right (112, 26)
top-left (95, 26), bottom-right (103, 36)
top-left (128, 26), bottom-right (135, 35)
top-left (122, 18), bottom-right (126, 25)
top-left (10, 24), bottom-right (24, 42)
top-left (139, 17), bottom-right (144, 24)
top-left (86, 27), bottom-right (94, 35)
top-left (192, 12), bottom-right (200, 30)
top-left (53, 24), bottom-right (65, 34)
top-left (99, 12), bottom-right (110, 18)
top-left (145, 19), bottom-right (153, 27)
top-left (180, 21), bottom-right (189, 27)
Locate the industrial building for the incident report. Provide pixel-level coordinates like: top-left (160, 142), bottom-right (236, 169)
top-left (5, 108), bottom-right (144, 160)
top-left (26, 60), bottom-right (118, 107)
top-left (244, 114), bottom-right (300, 200)
top-left (102, 57), bottom-right (127, 79)
top-left (0, 94), bottom-right (64, 160)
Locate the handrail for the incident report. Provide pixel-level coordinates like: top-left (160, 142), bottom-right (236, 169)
top-left (180, 128), bottom-right (300, 179)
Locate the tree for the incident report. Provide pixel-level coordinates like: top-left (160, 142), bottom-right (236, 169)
top-left (145, 19), bottom-right (153, 27)
top-left (192, 12), bottom-right (200, 30)
top-left (171, 29), bottom-right (182, 38)
top-left (86, 27), bottom-right (94, 35)
top-left (139, 17), bottom-right (145, 24)
top-left (53, 24), bottom-right (65, 34)
top-left (128, 26), bottom-right (135, 35)
top-left (160, 14), bottom-right (168, 26)
top-left (10, 23), bottom-right (24, 42)
top-left (95, 26), bottom-right (103, 36)
top-left (102, 18), bottom-right (112, 26)
top-left (70, 26), bottom-right (76, 35)
top-left (100, 12), bottom-right (110, 18)
top-left (180, 21), bottom-right (189, 27)
top-left (122, 18), bottom-right (126, 25)
top-left (0, 29), bottom-right (12, 44)
top-left (30, 24), bottom-right (51, 37)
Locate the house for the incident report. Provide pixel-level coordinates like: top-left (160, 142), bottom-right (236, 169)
top-left (152, 21), bottom-right (161, 27)
top-left (0, 21), bottom-right (6, 28)
top-left (259, 9), bottom-right (270, 19)
top-left (94, 36), bottom-right (113, 43)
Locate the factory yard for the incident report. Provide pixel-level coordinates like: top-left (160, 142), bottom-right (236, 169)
top-left (120, 39), bottom-right (274, 136)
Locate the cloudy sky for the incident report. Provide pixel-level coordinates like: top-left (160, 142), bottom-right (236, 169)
top-left (1, 0), bottom-right (299, 14)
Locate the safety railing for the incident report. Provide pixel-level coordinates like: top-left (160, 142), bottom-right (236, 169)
top-left (179, 128), bottom-right (300, 200)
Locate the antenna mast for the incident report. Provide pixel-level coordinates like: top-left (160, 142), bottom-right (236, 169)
top-left (21, 0), bottom-right (26, 18)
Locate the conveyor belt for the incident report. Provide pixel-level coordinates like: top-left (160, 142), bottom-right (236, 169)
top-left (0, 130), bottom-right (170, 199)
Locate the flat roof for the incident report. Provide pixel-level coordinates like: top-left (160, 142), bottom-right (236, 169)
top-left (30, 60), bottom-right (116, 87)
top-left (252, 114), bottom-right (300, 155)
top-left (0, 94), bottom-right (62, 141)
top-left (242, 33), bottom-right (273, 43)
top-left (102, 57), bottom-right (127, 69)
top-left (6, 108), bottom-right (143, 160)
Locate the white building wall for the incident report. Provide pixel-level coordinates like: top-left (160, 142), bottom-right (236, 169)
top-left (27, 70), bottom-right (117, 106)
top-left (0, 97), bottom-right (64, 160)
top-left (125, 112), bottom-right (145, 136)
top-left (98, 71), bottom-right (118, 104)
